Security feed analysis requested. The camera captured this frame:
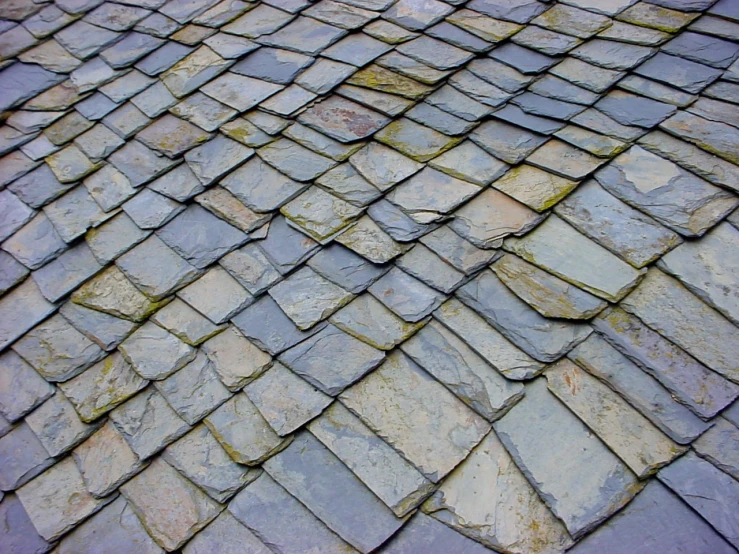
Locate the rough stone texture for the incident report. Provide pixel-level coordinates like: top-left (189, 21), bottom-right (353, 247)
top-left (120, 458), bottom-right (221, 551)
top-left (201, 326), bottom-right (272, 390)
top-left (505, 214), bottom-right (645, 302)
top-left (423, 430), bottom-right (573, 554)
top-left (494, 378), bottom-right (640, 539)
top-left (620, 268), bottom-right (739, 383)
top-left (341, 351), bottom-right (490, 482)
top-left (693, 417), bottom-right (739, 481)
top-left (0, 350), bottom-right (54, 422)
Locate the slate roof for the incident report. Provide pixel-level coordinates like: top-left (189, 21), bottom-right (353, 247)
top-left (0, 0), bottom-right (738, 552)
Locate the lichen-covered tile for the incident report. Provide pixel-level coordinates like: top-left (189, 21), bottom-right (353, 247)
top-left (120, 457), bottom-right (221, 551)
top-left (490, 165), bottom-right (577, 213)
top-left (150, 298), bottom-right (225, 346)
top-left (279, 324), bottom-right (384, 395)
top-left (244, 362), bottom-right (332, 435)
top-left (72, 266), bottom-right (168, 322)
top-left (281, 187), bottom-right (363, 243)
top-left (229, 471), bottom-right (357, 553)
top-left (547, 359), bottom-right (684, 478)
top-left (12, 314), bottom-right (105, 382)
top-left (60, 352), bottom-right (148, 422)
top-left (657, 222), bottom-right (739, 325)
top-left (375, 119), bottom-right (461, 162)
top-left (73, 416), bottom-right (144, 497)
top-left (494, 378), bottom-right (640, 539)
top-left (492, 254), bottom-right (607, 319)
top-left (434, 298), bottom-right (545, 380)
top-left (658, 452), bottom-right (739, 549)
top-left (182, 511), bottom-right (271, 554)
top-left (0, 351), bottom-right (53, 422)
top-left (620, 268), bottom-right (738, 383)
top-left (592, 307), bottom-right (739, 419)
top-left (341, 350), bottom-right (489, 482)
top-left (0, 423), bottom-right (54, 491)
top-left (349, 142), bottom-right (422, 191)
top-left (449, 188), bottom-right (544, 249)
top-left (154, 350), bottom-right (231, 425)
top-left (55, 496), bottom-right (163, 554)
top-left (425, 429), bottom-right (572, 554)
top-left (660, 111), bottom-right (739, 166)
top-left (335, 215), bottom-right (406, 263)
top-left (117, 235), bottom-right (202, 300)
top-left (163, 424), bottom-right (257, 502)
top-left (569, 333), bottom-right (711, 443)
top-left (401, 320), bottom-right (524, 420)
top-left (263, 432), bottom-right (403, 553)
top-left (428, 141), bottom-right (508, 186)
top-left (119, 321), bottom-right (196, 380)
top-left (177, 266), bottom-right (253, 325)
top-left (170, 92), bottom-right (237, 132)
top-left (204, 393), bottom-right (289, 465)
top-left (17, 457), bottom-right (113, 541)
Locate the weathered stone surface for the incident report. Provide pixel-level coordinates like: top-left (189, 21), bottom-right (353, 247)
top-left (258, 138), bottom-right (338, 182)
top-left (201, 326), bottom-right (271, 390)
top-left (269, 267), bottom-right (354, 330)
top-left (385, 512), bottom-right (496, 553)
top-left (280, 324), bottom-right (384, 395)
top-left (281, 186), bottom-right (362, 242)
top-left (368, 266), bottom-right (445, 322)
top-left (119, 321), bottom-right (196, 380)
top-left (660, 111), bottom-right (739, 166)
top-left (55, 496), bottom-right (163, 554)
top-left (204, 392), bottom-right (288, 466)
top-left (72, 421), bottom-right (143, 498)
top-left (547, 359), bottom-right (684, 478)
top-left (620, 269), bottom-right (739, 383)
top-left (161, 45), bottom-right (233, 98)
top-left (177, 266), bottom-right (252, 325)
top-left (555, 180), bottom-right (682, 268)
top-left (693, 417), bottom-right (739, 480)
top-left (184, 510), bottom-right (271, 554)
top-left (150, 299), bottom-right (224, 346)
top-left (341, 350), bottom-right (490, 482)
top-left (658, 452), bottom-right (739, 549)
top-left (123, 189), bottom-right (184, 230)
top-left (163, 424), bottom-right (256, 502)
top-left (17, 457), bottom-right (112, 541)
top-left (229, 472), bottom-right (356, 554)
top-left (596, 90), bottom-right (676, 128)
top-left (555, 125), bottom-right (628, 158)
top-left (121, 458), bottom-right (221, 551)
top-left (492, 253), bottom-right (608, 319)
top-left (494, 378), bottom-right (640, 539)
top-left (60, 352), bottom-right (148, 423)
top-left (592, 307), bottom-right (739, 419)
top-left (116, 235), bottom-right (202, 301)
top-left (396, 244), bottom-right (465, 293)
top-left (136, 115), bottom-right (210, 158)
top-left (264, 432), bottom-right (403, 552)
top-left (423, 430), bottom-right (573, 554)
top-left (375, 118), bottom-right (461, 162)
top-left (307, 243), bottom-right (386, 293)
top-left (569, 333), bottom-right (711, 443)
top-left (0, 422), bottom-right (54, 491)
top-left (299, 96), bottom-right (391, 143)
top-left (457, 270), bottom-right (592, 362)
top-left (449, 188), bottom-right (544, 249)
top-left (155, 350), bottom-right (231, 425)
top-left (110, 387), bottom-right (190, 460)
top-left (219, 243), bottom-right (281, 296)
top-left (3, 214), bottom-right (66, 271)
top-left (25, 392), bottom-right (98, 457)
top-left (0, 350), bottom-right (53, 422)
top-left (72, 266), bottom-right (167, 322)
top-left (13, 314), bottom-right (105, 382)
top-left (658, 222), bottom-right (739, 325)
top-left (86, 212), bottom-right (150, 264)
top-left (244, 362), bottom-right (332, 436)
top-left (569, 480), bottom-right (734, 554)
top-left (419, 225), bottom-right (497, 275)
top-left (401, 319), bottom-right (523, 420)
top-left (0, 278), bottom-right (56, 351)
top-left (506, 215), bottom-right (644, 302)
top-left (335, 215), bottom-right (406, 263)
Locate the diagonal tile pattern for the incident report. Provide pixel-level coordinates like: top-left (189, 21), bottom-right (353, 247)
top-left (1, 0), bottom-right (739, 552)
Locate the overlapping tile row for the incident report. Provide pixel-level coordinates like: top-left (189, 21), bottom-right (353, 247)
top-left (0, 0), bottom-right (738, 551)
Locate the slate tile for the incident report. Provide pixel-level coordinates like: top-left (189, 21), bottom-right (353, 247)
top-left (489, 42), bottom-right (558, 74)
top-left (0, 350), bottom-right (53, 422)
top-left (0, 423), bottom-right (55, 491)
top-left (295, 58), bottom-right (357, 94)
top-left (259, 16), bottom-right (347, 55)
top-left (0, 278), bottom-right (56, 351)
top-left (617, 2), bottom-right (699, 32)
top-left (222, 4), bottom-right (295, 38)
top-left (306, 243), bottom-right (386, 293)
top-left (419, 225), bottom-right (498, 274)
top-left (108, 140), bottom-right (178, 186)
top-left (119, 321), bottom-right (196, 380)
top-left (467, 0), bottom-right (547, 23)
top-left (25, 391), bottom-right (99, 457)
top-left (228, 472), bottom-right (355, 553)
top-left (244, 361), bottom-right (332, 435)
top-left (396, 35), bottom-right (475, 70)
top-left (568, 481), bottom-right (734, 554)
top-left (122, 189), bottom-right (184, 230)
top-left (511, 25), bottom-right (582, 55)
top-left (182, 511), bottom-right (271, 554)
top-left (0, 493), bottom-right (53, 554)
top-left (470, 120), bottom-right (547, 164)
top-left (660, 110), bottom-right (739, 166)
